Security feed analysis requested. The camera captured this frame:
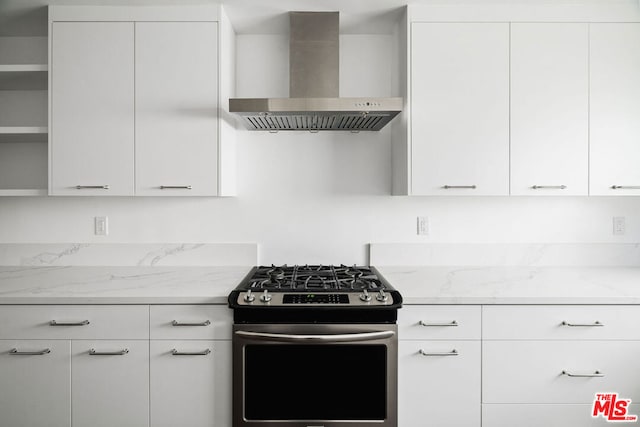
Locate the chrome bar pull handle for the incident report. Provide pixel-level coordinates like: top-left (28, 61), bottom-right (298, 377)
top-left (160, 185), bottom-right (192, 190)
top-left (532, 185), bottom-right (567, 190)
top-left (89, 348), bottom-right (129, 356)
top-left (171, 320), bottom-right (211, 327)
top-left (611, 185), bottom-right (640, 190)
top-left (235, 330), bottom-right (395, 343)
top-left (419, 349), bottom-right (459, 357)
top-left (562, 370), bottom-right (604, 378)
top-left (561, 321), bottom-right (603, 327)
top-left (75, 185), bottom-right (109, 190)
top-left (171, 349), bottom-right (211, 356)
top-left (50, 320), bottom-right (90, 326)
top-left (419, 320), bottom-right (458, 327)
top-left (10, 348), bottom-right (51, 355)
top-left (443, 185), bottom-right (476, 189)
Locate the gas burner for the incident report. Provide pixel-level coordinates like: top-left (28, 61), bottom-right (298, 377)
top-left (266, 267), bottom-right (286, 282)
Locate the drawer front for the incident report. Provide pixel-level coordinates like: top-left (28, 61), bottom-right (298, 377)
top-left (0, 305), bottom-right (149, 339)
top-left (483, 404), bottom-right (640, 427)
top-left (150, 305), bottom-right (232, 340)
top-left (398, 305), bottom-right (481, 340)
top-left (483, 341), bottom-right (640, 403)
top-left (483, 305), bottom-right (640, 340)
top-left (399, 340), bottom-right (481, 427)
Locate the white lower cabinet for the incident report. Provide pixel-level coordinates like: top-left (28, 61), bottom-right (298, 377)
top-left (482, 305), bottom-right (640, 427)
top-left (0, 340), bottom-right (71, 427)
top-left (398, 306), bottom-right (481, 427)
top-left (72, 340), bottom-right (149, 427)
top-left (0, 303), bottom-right (233, 427)
top-left (399, 340), bottom-right (481, 427)
top-left (150, 340), bottom-right (232, 427)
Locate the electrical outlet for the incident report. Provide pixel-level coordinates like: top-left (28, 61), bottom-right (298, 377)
top-left (613, 216), bottom-right (626, 236)
top-left (417, 217), bottom-right (429, 235)
top-left (95, 216), bottom-right (108, 236)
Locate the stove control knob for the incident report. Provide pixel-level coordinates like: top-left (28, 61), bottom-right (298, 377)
top-left (244, 290), bottom-right (255, 303)
top-left (376, 289), bottom-right (389, 303)
top-left (359, 289), bottom-right (372, 302)
top-left (260, 290), bottom-right (272, 303)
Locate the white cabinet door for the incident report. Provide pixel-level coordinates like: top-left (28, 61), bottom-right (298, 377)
top-left (135, 22), bottom-right (218, 196)
top-left (50, 22), bottom-right (134, 196)
top-left (0, 340), bottom-right (71, 427)
top-left (510, 24), bottom-right (589, 196)
top-left (411, 23), bottom-right (509, 195)
top-left (72, 340), bottom-right (149, 427)
top-left (590, 24), bottom-right (640, 195)
top-left (399, 340), bottom-right (481, 427)
top-left (150, 340), bottom-right (231, 427)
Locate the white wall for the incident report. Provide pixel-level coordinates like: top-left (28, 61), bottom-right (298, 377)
top-left (1, 33), bottom-right (639, 266)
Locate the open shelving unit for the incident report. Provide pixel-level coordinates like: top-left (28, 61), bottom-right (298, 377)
top-left (0, 36), bottom-right (48, 196)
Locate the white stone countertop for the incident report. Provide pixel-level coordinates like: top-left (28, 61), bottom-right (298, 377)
top-left (0, 266), bottom-right (252, 304)
top-left (377, 266), bottom-right (640, 305)
top-left (2, 265), bottom-right (640, 305)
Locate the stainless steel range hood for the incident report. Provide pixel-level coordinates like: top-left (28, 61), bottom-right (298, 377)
top-left (229, 12), bottom-right (402, 132)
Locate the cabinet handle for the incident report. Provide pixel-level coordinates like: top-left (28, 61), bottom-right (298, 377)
top-left (419, 320), bottom-right (458, 327)
top-left (160, 186), bottom-right (192, 190)
top-left (443, 185), bottom-right (476, 189)
top-left (532, 185), bottom-right (567, 190)
top-left (89, 348), bottom-right (129, 356)
top-left (171, 349), bottom-right (211, 356)
top-left (561, 321), bottom-right (603, 327)
top-left (171, 320), bottom-right (211, 327)
top-left (419, 349), bottom-right (458, 357)
top-left (75, 185), bottom-right (109, 190)
top-left (562, 370), bottom-right (604, 378)
top-left (9, 348), bottom-right (51, 355)
top-left (611, 185), bottom-right (640, 190)
top-left (50, 320), bottom-right (90, 326)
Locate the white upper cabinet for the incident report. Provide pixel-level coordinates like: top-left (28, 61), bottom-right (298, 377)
top-left (50, 22), bottom-right (135, 196)
top-left (510, 23), bottom-right (589, 196)
top-left (48, 6), bottom-right (236, 197)
top-left (410, 23), bottom-right (510, 196)
top-left (135, 22), bottom-right (218, 196)
top-left (590, 24), bottom-right (640, 196)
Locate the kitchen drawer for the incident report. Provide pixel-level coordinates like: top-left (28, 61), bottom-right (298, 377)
top-left (398, 305), bottom-right (481, 340)
top-left (483, 305), bottom-right (640, 340)
top-left (483, 341), bottom-right (640, 403)
top-left (150, 305), bottom-right (232, 340)
top-left (399, 340), bottom-right (481, 427)
top-left (0, 305), bottom-right (149, 339)
top-left (483, 404), bottom-right (640, 427)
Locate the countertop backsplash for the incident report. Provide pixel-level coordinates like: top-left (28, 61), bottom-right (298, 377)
top-left (0, 243), bottom-right (257, 267)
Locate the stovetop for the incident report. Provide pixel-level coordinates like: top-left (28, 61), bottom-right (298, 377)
top-left (229, 265), bottom-right (402, 324)
top-left (240, 265), bottom-right (390, 291)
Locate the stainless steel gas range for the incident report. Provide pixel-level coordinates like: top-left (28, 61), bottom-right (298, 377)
top-left (228, 265), bottom-right (403, 427)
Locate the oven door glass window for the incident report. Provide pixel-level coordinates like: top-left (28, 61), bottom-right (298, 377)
top-left (244, 344), bottom-right (387, 421)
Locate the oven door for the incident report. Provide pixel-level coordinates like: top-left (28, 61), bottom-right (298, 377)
top-left (233, 323), bottom-right (397, 427)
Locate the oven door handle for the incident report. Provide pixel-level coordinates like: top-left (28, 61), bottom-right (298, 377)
top-left (235, 330), bottom-right (395, 343)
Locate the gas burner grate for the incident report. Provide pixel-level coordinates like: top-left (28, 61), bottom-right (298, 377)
top-left (244, 265), bottom-right (387, 291)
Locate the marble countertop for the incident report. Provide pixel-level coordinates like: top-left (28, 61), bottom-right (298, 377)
top-left (0, 266), bottom-right (251, 304)
top-left (2, 265), bottom-right (640, 305)
top-left (378, 266), bottom-right (640, 304)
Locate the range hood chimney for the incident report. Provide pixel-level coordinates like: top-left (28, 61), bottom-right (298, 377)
top-left (229, 12), bottom-right (402, 132)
